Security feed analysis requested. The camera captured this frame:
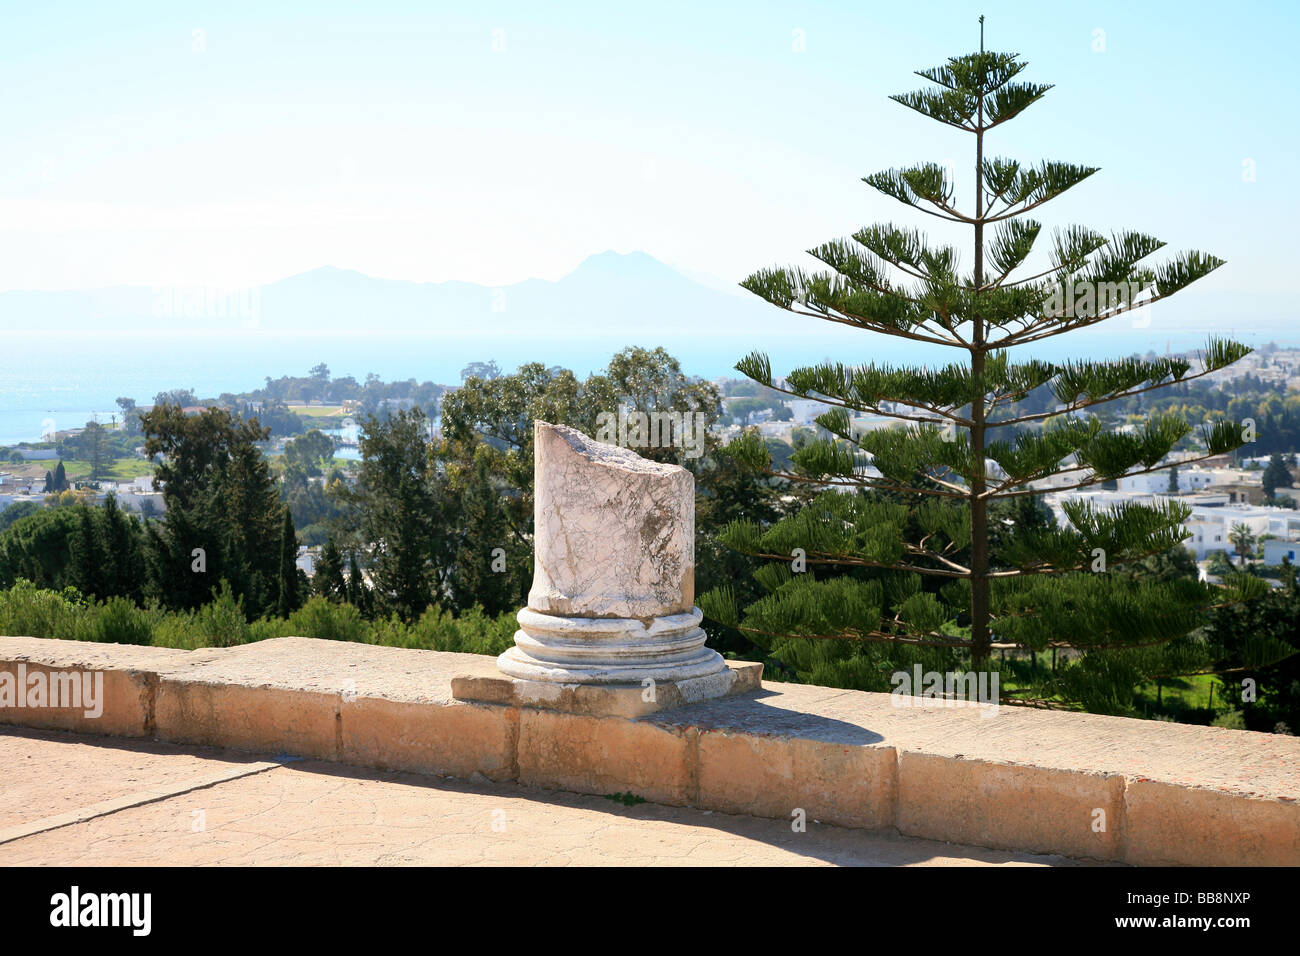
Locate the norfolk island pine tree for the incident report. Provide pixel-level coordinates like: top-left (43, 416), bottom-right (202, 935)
top-left (700, 32), bottom-right (1293, 714)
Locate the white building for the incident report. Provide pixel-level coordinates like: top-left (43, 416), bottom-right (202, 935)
top-left (295, 546), bottom-right (320, 576)
top-left (1116, 466), bottom-right (1252, 496)
top-left (113, 491), bottom-right (166, 515)
top-left (1265, 539), bottom-right (1300, 564)
top-left (1049, 488), bottom-right (1300, 560)
top-left (755, 421), bottom-right (795, 441)
top-left (0, 492), bottom-right (46, 514)
top-left (848, 414), bottom-right (901, 436)
top-left (1184, 517), bottom-right (1230, 558)
top-left (786, 398), bottom-right (832, 425)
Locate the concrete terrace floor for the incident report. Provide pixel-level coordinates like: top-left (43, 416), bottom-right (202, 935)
top-left (0, 727), bottom-right (1097, 867)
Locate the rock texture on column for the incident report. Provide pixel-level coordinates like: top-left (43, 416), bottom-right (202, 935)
top-left (496, 421), bottom-right (733, 691)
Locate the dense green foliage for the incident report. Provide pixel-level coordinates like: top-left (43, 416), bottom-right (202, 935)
top-left (141, 404), bottom-right (286, 617)
top-left (340, 407), bottom-right (445, 622)
top-left (0, 498), bottom-right (147, 602)
top-left (0, 578), bottom-right (516, 654)
top-left (1263, 453), bottom-right (1295, 500)
top-left (702, 43), bottom-right (1292, 716)
top-left (1202, 564), bottom-right (1300, 733)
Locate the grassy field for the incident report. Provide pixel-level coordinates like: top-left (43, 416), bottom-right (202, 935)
top-left (57, 458), bottom-right (156, 481)
top-left (5, 456), bottom-right (154, 482)
top-left (1133, 674), bottom-right (1225, 713)
top-left (266, 453), bottom-right (354, 473)
top-left (996, 650), bottom-right (1232, 719)
top-left (288, 405), bottom-right (348, 419)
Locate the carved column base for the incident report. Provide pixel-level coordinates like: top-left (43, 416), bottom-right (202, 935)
top-left (497, 607), bottom-right (730, 685)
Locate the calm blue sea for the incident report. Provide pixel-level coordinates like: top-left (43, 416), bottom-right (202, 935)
top-left (0, 326), bottom-right (1254, 446)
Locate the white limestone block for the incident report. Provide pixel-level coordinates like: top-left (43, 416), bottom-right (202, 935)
top-left (527, 420), bottom-right (694, 619)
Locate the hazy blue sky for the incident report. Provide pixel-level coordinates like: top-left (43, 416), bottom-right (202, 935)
top-left (1, 0), bottom-right (1295, 298)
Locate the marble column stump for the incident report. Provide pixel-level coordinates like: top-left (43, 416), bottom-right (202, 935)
top-left (451, 421), bottom-right (761, 717)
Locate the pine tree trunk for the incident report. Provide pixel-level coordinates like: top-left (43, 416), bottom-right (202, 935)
top-left (969, 82), bottom-right (991, 667)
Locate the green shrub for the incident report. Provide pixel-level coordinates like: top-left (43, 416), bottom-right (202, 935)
top-left (399, 606), bottom-right (459, 650)
top-left (191, 581), bottom-right (251, 648)
top-left (0, 579), bottom-right (91, 642)
top-left (446, 605), bottom-right (517, 655)
top-left (1211, 708), bottom-right (1247, 730)
top-left (0, 579), bottom-right (518, 658)
top-left (150, 610), bottom-right (197, 649)
top-left (247, 616), bottom-right (296, 643)
top-left (387, 604), bottom-right (516, 654)
top-left (284, 596), bottom-right (371, 643)
top-left (92, 596), bottom-right (155, 645)
top-left (369, 610), bottom-right (424, 649)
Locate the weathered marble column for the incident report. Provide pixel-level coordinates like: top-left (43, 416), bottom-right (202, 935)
top-left (496, 421), bottom-right (733, 691)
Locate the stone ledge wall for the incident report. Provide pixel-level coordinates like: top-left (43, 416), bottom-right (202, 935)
top-left (1, 635), bottom-right (1297, 866)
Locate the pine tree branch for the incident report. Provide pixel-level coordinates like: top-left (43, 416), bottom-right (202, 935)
top-left (737, 548), bottom-right (971, 578)
top-left (909, 532), bottom-right (972, 573)
top-left (809, 262), bottom-right (934, 310)
top-left (984, 446), bottom-right (1237, 500)
top-left (988, 364), bottom-right (1224, 426)
top-left (999, 263), bottom-right (1081, 289)
top-left (502, 509), bottom-right (531, 550)
top-left (733, 622), bottom-right (1004, 648)
top-left (869, 254), bottom-right (944, 286)
top-left (748, 463), bottom-right (970, 499)
top-left (984, 173), bottom-right (1098, 222)
top-left (786, 304), bottom-right (969, 349)
top-left (1045, 637), bottom-right (1196, 651)
top-left (742, 375), bottom-right (974, 426)
top-left (984, 538), bottom-right (1194, 577)
top-left (987, 292), bottom-right (1167, 349)
top-left (913, 546), bottom-right (973, 574)
top-left (880, 199), bottom-right (976, 226)
top-left (919, 196), bottom-right (978, 223)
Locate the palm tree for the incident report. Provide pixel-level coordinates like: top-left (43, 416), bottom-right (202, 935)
top-left (1229, 522), bottom-right (1257, 567)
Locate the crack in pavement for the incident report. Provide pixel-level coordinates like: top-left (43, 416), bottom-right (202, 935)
top-left (0, 758), bottom-right (285, 847)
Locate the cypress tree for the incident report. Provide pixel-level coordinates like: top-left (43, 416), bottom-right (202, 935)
top-left (140, 405), bottom-right (282, 617)
top-left (315, 537), bottom-right (347, 601)
top-left (277, 508), bottom-right (300, 617)
top-left (69, 506), bottom-right (101, 598)
top-left (99, 493), bottom-right (144, 602)
top-left (346, 551), bottom-right (371, 615)
top-left (702, 32), bottom-right (1289, 714)
top-left (1262, 453), bottom-right (1293, 500)
top-left (451, 456), bottom-right (518, 616)
top-left (86, 420), bottom-right (107, 481)
top-left (143, 504), bottom-right (213, 611)
top-left (343, 409), bottom-right (439, 622)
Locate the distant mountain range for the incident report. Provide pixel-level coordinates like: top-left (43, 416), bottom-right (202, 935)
top-left (0, 251), bottom-right (792, 338)
top-left (2, 251), bottom-right (1291, 362)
